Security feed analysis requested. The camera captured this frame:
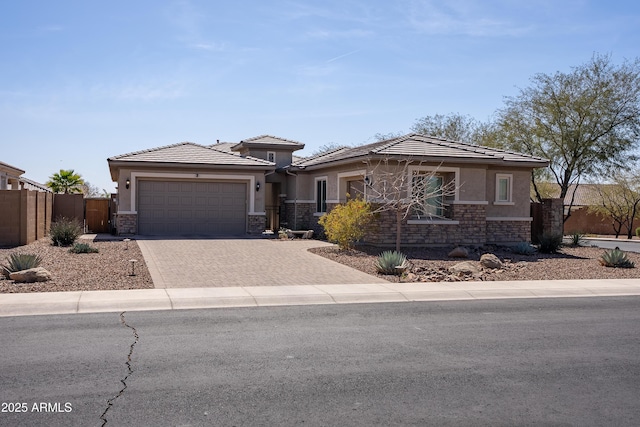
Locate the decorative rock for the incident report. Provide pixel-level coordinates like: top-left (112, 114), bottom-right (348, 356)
top-left (480, 253), bottom-right (503, 269)
top-left (448, 246), bottom-right (469, 258)
top-left (400, 272), bottom-right (418, 283)
top-left (448, 261), bottom-right (480, 276)
top-left (10, 267), bottom-right (52, 283)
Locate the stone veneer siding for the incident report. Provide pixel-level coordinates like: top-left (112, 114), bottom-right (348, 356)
top-left (362, 203), bottom-right (487, 246)
top-left (541, 198), bottom-right (564, 237)
top-left (116, 213), bottom-right (137, 235)
top-left (283, 203), bottom-right (316, 231)
top-left (248, 214), bottom-right (267, 234)
top-left (486, 220), bottom-right (531, 244)
top-left (290, 202), bottom-right (494, 246)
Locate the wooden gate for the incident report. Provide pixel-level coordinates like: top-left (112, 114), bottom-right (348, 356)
top-left (85, 198), bottom-right (110, 233)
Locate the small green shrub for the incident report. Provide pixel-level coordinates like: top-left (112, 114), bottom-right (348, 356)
top-left (599, 247), bottom-right (635, 268)
top-left (375, 250), bottom-right (408, 275)
top-left (2, 253), bottom-right (43, 277)
top-left (69, 243), bottom-right (99, 254)
top-left (318, 198), bottom-right (372, 250)
top-left (568, 232), bottom-right (586, 247)
top-left (636, 227), bottom-right (640, 238)
top-left (513, 242), bottom-right (536, 256)
top-left (50, 217), bottom-right (83, 246)
top-left (537, 233), bottom-right (563, 254)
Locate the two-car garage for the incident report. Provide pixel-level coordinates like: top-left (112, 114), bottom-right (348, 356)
top-left (137, 180), bottom-right (247, 236)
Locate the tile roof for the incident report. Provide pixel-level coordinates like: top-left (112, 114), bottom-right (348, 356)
top-left (108, 142), bottom-right (274, 167)
top-left (539, 183), bottom-right (614, 206)
top-left (207, 142), bottom-right (235, 152)
top-left (239, 135), bottom-right (305, 147)
top-left (0, 160), bottom-right (25, 175)
top-left (292, 133), bottom-right (549, 169)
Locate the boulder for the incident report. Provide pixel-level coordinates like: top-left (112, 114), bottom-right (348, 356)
top-left (448, 261), bottom-right (480, 276)
top-left (480, 253), bottom-right (503, 269)
top-left (10, 267), bottom-right (52, 283)
top-left (448, 246), bottom-right (469, 258)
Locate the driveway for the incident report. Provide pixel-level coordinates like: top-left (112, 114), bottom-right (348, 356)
top-left (137, 238), bottom-right (389, 288)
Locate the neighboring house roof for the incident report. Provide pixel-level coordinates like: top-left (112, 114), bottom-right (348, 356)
top-left (290, 133), bottom-right (549, 169)
top-left (232, 135), bottom-right (305, 151)
top-left (0, 160), bottom-right (25, 176)
top-left (19, 177), bottom-right (51, 192)
top-left (539, 183), bottom-right (614, 206)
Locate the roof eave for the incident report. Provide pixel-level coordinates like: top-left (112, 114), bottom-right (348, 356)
top-left (290, 153), bottom-right (549, 171)
top-left (107, 159), bottom-right (276, 171)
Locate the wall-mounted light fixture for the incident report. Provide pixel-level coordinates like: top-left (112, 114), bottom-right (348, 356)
top-left (125, 178), bottom-right (130, 189)
top-left (256, 182), bottom-right (261, 192)
top-left (364, 176), bottom-right (372, 186)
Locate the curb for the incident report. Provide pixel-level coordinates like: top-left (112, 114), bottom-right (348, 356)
top-left (1, 279), bottom-right (640, 317)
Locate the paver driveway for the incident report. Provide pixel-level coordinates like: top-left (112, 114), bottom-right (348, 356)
top-left (137, 238), bottom-right (389, 288)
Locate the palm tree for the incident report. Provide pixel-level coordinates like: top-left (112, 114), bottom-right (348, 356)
top-left (46, 169), bottom-right (85, 194)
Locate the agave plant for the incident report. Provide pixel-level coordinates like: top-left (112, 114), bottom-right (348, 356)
top-left (375, 250), bottom-right (408, 275)
top-left (2, 253), bottom-right (43, 277)
top-left (599, 247), bottom-right (635, 268)
top-left (513, 242), bottom-right (536, 256)
top-left (69, 243), bottom-right (99, 254)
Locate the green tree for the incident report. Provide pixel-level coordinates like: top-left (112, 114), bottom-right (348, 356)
top-left (46, 169), bottom-right (85, 194)
top-left (410, 112), bottom-right (483, 143)
top-left (493, 54), bottom-right (640, 221)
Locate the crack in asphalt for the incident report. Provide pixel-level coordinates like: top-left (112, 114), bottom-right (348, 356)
top-left (100, 311), bottom-right (139, 426)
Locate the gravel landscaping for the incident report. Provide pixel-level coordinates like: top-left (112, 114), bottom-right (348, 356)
top-left (0, 237), bottom-right (153, 293)
top-left (1, 236), bottom-right (639, 293)
top-left (309, 244), bottom-right (640, 283)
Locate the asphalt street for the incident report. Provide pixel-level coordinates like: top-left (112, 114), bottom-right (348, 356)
top-left (1, 297), bottom-right (640, 426)
top-left (581, 237), bottom-right (640, 253)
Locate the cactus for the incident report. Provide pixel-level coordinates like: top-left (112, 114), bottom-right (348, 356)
top-left (375, 250), bottom-right (408, 275)
top-left (599, 247), bottom-right (635, 268)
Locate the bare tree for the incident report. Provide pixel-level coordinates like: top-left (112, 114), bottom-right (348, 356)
top-left (589, 172), bottom-right (640, 239)
top-left (359, 158), bottom-right (457, 251)
top-left (81, 182), bottom-right (109, 198)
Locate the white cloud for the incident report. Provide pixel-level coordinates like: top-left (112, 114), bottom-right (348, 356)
top-left (306, 29), bottom-right (373, 39)
top-left (92, 81), bottom-right (186, 101)
top-left (406, 0), bottom-right (534, 37)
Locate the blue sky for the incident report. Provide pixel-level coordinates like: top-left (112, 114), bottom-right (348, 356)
top-left (1, 0), bottom-right (639, 193)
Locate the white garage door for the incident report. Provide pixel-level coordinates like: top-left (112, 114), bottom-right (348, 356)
top-left (137, 180), bottom-right (247, 236)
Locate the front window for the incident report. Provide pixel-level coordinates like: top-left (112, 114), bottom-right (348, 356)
top-left (316, 179), bottom-right (327, 213)
top-left (412, 174), bottom-right (444, 218)
top-left (267, 151), bottom-right (276, 163)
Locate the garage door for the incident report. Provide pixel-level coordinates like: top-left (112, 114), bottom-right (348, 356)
top-left (138, 180), bottom-right (247, 236)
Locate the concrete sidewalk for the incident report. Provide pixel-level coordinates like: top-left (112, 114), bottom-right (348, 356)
top-left (1, 279), bottom-right (639, 317)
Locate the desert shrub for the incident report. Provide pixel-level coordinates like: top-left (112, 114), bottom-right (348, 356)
top-left (50, 217), bottom-right (83, 246)
top-left (69, 243), bottom-right (99, 254)
top-left (318, 198), bottom-right (372, 250)
top-left (537, 233), bottom-right (563, 254)
top-left (375, 250), bottom-right (407, 275)
top-left (2, 253), bottom-right (42, 277)
top-left (513, 242), bottom-right (536, 256)
top-left (599, 247), bottom-right (635, 268)
top-left (568, 232), bottom-right (586, 247)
